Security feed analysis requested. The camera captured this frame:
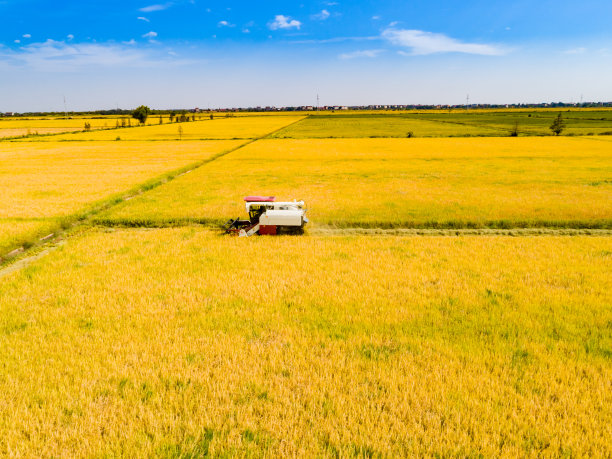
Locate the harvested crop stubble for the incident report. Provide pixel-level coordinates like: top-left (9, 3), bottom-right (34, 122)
top-left (0, 229), bottom-right (610, 457)
top-left (0, 140), bottom-right (242, 219)
top-left (100, 137), bottom-right (612, 229)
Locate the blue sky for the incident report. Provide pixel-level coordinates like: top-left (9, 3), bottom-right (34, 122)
top-left (1, 1), bottom-right (611, 110)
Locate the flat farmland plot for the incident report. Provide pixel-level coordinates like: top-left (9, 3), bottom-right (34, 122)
top-left (271, 111), bottom-right (612, 138)
top-left (18, 115), bottom-right (305, 141)
top-left (418, 111), bottom-right (612, 136)
top-left (0, 116), bottom-right (123, 138)
top-left (0, 229), bottom-right (610, 457)
top-left (0, 141), bottom-right (241, 218)
top-left (0, 140), bottom-right (241, 254)
top-left (100, 137), bottom-right (612, 228)
top-left (272, 114), bottom-right (505, 138)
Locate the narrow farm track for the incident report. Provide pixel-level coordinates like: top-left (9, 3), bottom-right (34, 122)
top-left (0, 116), bottom-right (306, 275)
top-left (0, 242), bottom-right (65, 280)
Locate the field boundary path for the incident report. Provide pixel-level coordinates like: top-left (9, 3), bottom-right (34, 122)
top-left (0, 116), bottom-right (306, 274)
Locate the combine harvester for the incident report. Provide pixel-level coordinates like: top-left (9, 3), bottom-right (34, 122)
top-left (224, 196), bottom-right (308, 237)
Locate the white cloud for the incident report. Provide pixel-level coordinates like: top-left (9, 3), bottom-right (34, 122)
top-left (142, 31), bottom-right (158, 39)
top-left (139, 3), bottom-right (172, 12)
top-left (23, 34), bottom-right (31, 38)
top-left (564, 47), bottom-right (586, 55)
top-left (242, 28), bottom-right (250, 34)
top-left (382, 28), bottom-right (506, 56)
top-left (0, 39), bottom-right (195, 72)
top-left (291, 36), bottom-right (377, 45)
top-left (339, 49), bottom-right (384, 59)
top-left (14, 39), bottom-right (20, 44)
top-left (268, 15), bottom-right (301, 30)
top-left (123, 39), bottom-right (137, 45)
top-left (372, 16), bottom-right (381, 20)
top-left (137, 16), bottom-right (150, 22)
top-left (67, 34), bottom-right (74, 41)
top-left (311, 9), bottom-right (330, 21)
top-left (218, 20), bottom-right (234, 27)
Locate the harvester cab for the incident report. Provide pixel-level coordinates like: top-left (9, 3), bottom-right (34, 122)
top-left (224, 196), bottom-right (308, 236)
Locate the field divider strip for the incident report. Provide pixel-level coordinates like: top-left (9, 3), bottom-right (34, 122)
top-left (0, 116), bottom-right (306, 274)
top-left (89, 219), bottom-right (612, 236)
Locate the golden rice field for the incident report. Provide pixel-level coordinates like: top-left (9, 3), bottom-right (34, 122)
top-left (0, 116), bottom-right (133, 138)
top-left (14, 115), bottom-right (304, 141)
top-left (0, 219), bottom-right (61, 256)
top-left (0, 229), bottom-right (610, 457)
top-left (0, 140), bottom-right (242, 255)
top-left (100, 137), bottom-right (612, 228)
top-left (0, 141), bottom-right (241, 218)
top-left (1, 111), bottom-right (611, 457)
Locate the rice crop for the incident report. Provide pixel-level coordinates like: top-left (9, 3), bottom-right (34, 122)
top-left (0, 219), bottom-right (61, 255)
top-left (0, 228), bottom-right (610, 457)
top-left (272, 111), bottom-right (612, 138)
top-left (100, 137), bottom-right (612, 229)
top-left (14, 115), bottom-right (305, 142)
top-left (272, 114), bottom-right (502, 138)
top-left (0, 140), bottom-right (241, 219)
top-left (0, 116), bottom-right (130, 138)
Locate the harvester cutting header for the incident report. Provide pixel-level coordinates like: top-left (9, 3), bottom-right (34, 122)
top-left (224, 196), bottom-right (308, 236)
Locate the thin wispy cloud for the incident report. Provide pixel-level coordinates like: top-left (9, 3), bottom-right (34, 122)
top-left (339, 49), bottom-right (384, 59)
top-left (0, 39), bottom-right (195, 72)
top-left (311, 9), bottom-right (331, 20)
top-left (137, 16), bottom-right (150, 22)
top-left (139, 3), bottom-right (172, 13)
top-left (218, 20), bottom-right (235, 27)
top-left (268, 15), bottom-right (301, 30)
top-left (23, 34), bottom-right (31, 38)
top-left (142, 31), bottom-right (158, 39)
top-left (291, 36), bottom-right (377, 44)
top-left (67, 34), bottom-right (74, 41)
top-left (382, 28), bottom-right (506, 55)
top-left (564, 47), bottom-right (586, 54)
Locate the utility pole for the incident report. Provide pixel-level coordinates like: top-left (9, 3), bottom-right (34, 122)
top-left (63, 96), bottom-right (67, 118)
top-left (466, 94), bottom-right (470, 111)
top-left (317, 94), bottom-right (320, 111)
